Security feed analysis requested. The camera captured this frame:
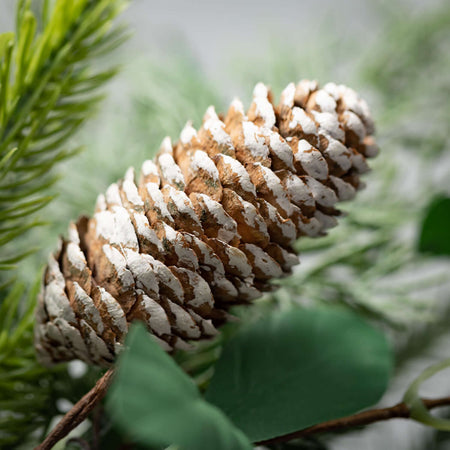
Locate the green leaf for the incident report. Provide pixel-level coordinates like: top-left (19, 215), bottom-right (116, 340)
top-left (418, 196), bottom-right (450, 256)
top-left (205, 307), bottom-right (393, 443)
top-left (107, 323), bottom-right (253, 450)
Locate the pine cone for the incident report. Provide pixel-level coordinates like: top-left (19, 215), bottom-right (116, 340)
top-left (35, 81), bottom-right (378, 367)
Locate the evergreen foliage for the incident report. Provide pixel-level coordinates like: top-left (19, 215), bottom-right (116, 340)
top-left (0, 0), bottom-right (128, 446)
top-left (0, 0), bottom-right (128, 270)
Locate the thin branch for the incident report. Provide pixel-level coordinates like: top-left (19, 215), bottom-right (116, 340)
top-left (35, 369), bottom-right (115, 450)
top-left (35, 369), bottom-right (450, 450)
top-left (256, 396), bottom-right (450, 446)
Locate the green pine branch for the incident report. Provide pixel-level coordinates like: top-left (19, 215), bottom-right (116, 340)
top-left (0, 277), bottom-right (61, 448)
top-left (0, 0), bottom-right (129, 446)
top-left (0, 0), bottom-right (129, 269)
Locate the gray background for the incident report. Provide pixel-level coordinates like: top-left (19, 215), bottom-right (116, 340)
top-left (0, 0), bottom-right (435, 85)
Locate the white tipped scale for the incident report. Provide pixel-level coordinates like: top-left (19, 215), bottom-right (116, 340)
top-left (342, 110), bottom-right (366, 142)
top-left (289, 107), bottom-right (317, 134)
top-left (295, 139), bottom-right (329, 181)
top-left (329, 175), bottom-right (356, 201)
top-left (46, 252), bottom-right (66, 287)
top-left (95, 194), bottom-right (107, 212)
top-left (322, 136), bottom-right (353, 172)
top-left (54, 318), bottom-right (92, 363)
top-left (191, 150), bottom-right (220, 179)
top-left (95, 207), bottom-right (139, 251)
top-left (159, 136), bottom-right (173, 154)
top-left (312, 111), bottom-right (345, 142)
top-left (139, 291), bottom-right (171, 337)
top-left (79, 319), bottom-right (114, 367)
top-left (304, 176), bottom-right (338, 208)
top-left (204, 105), bottom-right (218, 121)
top-left (141, 160), bottom-right (160, 179)
top-left (281, 82), bottom-right (295, 108)
top-left (167, 300), bottom-right (201, 339)
top-left (121, 168), bottom-right (144, 208)
top-left (252, 163), bottom-right (295, 217)
top-left (315, 210), bottom-right (338, 231)
top-left (359, 98), bottom-right (375, 135)
top-left (242, 121), bottom-right (270, 160)
top-left (297, 216), bottom-right (322, 237)
top-left (98, 287), bottom-right (128, 337)
top-left (261, 199), bottom-right (297, 245)
top-left (251, 82), bottom-right (276, 128)
top-left (192, 193), bottom-right (239, 244)
top-left (145, 182), bottom-right (174, 223)
top-left (158, 222), bottom-right (199, 271)
top-left (233, 276), bottom-right (262, 301)
top-left (313, 89), bottom-right (337, 113)
top-left (68, 223), bottom-right (81, 245)
top-left (123, 249), bottom-right (159, 298)
top-left (230, 97), bottom-right (245, 115)
top-left (323, 82), bottom-right (340, 100)
top-left (72, 282), bottom-right (104, 335)
top-left (180, 121), bottom-right (197, 144)
top-left (264, 128), bottom-right (294, 170)
top-left (350, 150), bottom-right (371, 174)
top-left (295, 79), bottom-right (319, 105)
top-left (242, 243), bottom-right (283, 280)
top-left (124, 167), bottom-right (135, 183)
top-left (363, 136), bottom-right (379, 158)
top-left (215, 153), bottom-right (257, 197)
top-left (156, 153), bottom-right (186, 190)
top-left (203, 106), bottom-right (235, 151)
top-left (132, 211), bottom-right (164, 253)
top-left (44, 281), bottom-right (76, 323)
top-left (102, 244), bottom-right (135, 289)
top-left (143, 254), bottom-right (185, 304)
top-left (163, 185), bottom-right (201, 226)
top-left (280, 171), bottom-right (315, 210)
top-left (188, 309), bottom-right (218, 337)
top-left (170, 267), bottom-right (214, 310)
top-left (105, 183), bottom-right (123, 207)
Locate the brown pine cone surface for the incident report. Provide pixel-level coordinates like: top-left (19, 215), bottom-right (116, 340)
top-left (35, 80), bottom-right (378, 367)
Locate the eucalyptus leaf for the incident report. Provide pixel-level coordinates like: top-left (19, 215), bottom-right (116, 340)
top-left (107, 323), bottom-right (252, 450)
top-left (205, 307), bottom-right (392, 443)
top-left (419, 196), bottom-right (450, 256)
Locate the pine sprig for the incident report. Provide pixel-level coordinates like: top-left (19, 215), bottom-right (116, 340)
top-left (0, 0), bottom-right (129, 446)
top-left (0, 0), bottom-right (129, 269)
top-left (0, 279), bottom-right (56, 447)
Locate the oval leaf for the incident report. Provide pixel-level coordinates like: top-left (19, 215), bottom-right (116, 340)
top-left (205, 307), bottom-right (392, 442)
top-left (419, 196), bottom-right (450, 256)
top-left (107, 323), bottom-right (252, 450)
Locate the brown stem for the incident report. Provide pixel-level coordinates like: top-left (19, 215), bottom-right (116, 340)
top-left (35, 369), bottom-right (115, 450)
top-left (35, 368), bottom-right (450, 450)
top-left (256, 396), bottom-right (450, 446)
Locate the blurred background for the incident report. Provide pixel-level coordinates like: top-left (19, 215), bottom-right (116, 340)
top-left (1, 0), bottom-right (450, 448)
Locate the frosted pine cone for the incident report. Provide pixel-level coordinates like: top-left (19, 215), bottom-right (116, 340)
top-left (35, 80), bottom-right (378, 367)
